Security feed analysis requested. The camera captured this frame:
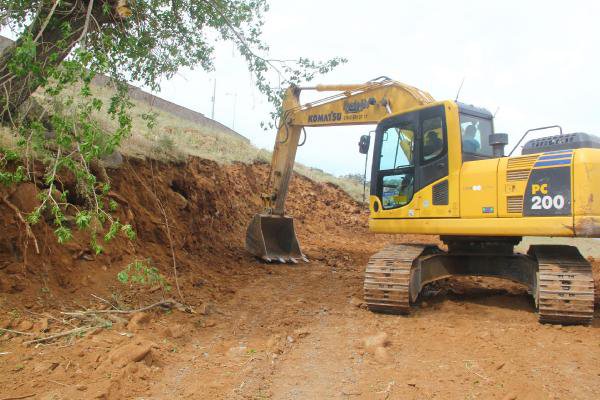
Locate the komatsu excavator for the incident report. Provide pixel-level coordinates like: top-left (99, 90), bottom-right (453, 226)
top-left (246, 77), bottom-right (599, 325)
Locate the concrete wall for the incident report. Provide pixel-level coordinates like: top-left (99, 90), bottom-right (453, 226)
top-left (0, 36), bottom-right (11, 51)
top-left (0, 35), bottom-right (248, 142)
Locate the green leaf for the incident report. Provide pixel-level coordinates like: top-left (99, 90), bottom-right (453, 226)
top-left (104, 220), bottom-right (121, 242)
top-left (91, 233), bottom-right (104, 255)
top-left (75, 212), bottom-right (92, 229)
top-left (55, 227), bottom-right (73, 244)
top-left (27, 209), bottom-right (42, 225)
top-left (121, 224), bottom-right (136, 240)
top-left (117, 270), bottom-right (129, 283)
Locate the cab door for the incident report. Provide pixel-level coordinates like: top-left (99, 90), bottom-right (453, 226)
top-left (415, 105), bottom-right (450, 217)
top-left (370, 110), bottom-right (419, 217)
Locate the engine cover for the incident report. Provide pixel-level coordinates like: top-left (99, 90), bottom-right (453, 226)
top-left (522, 132), bottom-right (600, 154)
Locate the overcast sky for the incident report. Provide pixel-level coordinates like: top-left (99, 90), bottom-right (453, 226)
top-left (6, 1), bottom-right (600, 176)
top-left (155, 0), bottom-right (600, 176)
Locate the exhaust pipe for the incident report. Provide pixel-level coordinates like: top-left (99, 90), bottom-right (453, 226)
top-left (246, 214), bottom-right (307, 263)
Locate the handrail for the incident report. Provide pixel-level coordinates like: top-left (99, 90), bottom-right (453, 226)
top-left (508, 125), bottom-right (563, 156)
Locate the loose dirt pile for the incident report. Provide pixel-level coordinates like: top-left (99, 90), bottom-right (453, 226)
top-left (0, 157), bottom-right (599, 400)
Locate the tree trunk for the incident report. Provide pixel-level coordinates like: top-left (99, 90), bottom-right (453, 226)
top-left (0, 1), bottom-right (114, 123)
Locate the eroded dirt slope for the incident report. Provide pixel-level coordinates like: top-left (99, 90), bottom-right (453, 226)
top-left (0, 157), bottom-right (599, 400)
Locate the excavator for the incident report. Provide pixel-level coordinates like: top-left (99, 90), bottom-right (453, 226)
top-left (246, 77), bottom-right (599, 325)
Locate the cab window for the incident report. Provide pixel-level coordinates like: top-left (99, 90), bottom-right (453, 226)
top-left (379, 121), bottom-right (416, 170)
top-left (421, 116), bottom-right (444, 161)
top-left (381, 173), bottom-right (413, 209)
top-left (460, 114), bottom-right (494, 157)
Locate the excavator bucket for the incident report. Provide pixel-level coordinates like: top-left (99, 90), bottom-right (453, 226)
top-left (246, 214), bottom-right (307, 263)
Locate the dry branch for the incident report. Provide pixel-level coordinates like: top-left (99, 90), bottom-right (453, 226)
top-left (23, 326), bottom-right (94, 345)
top-left (61, 299), bottom-right (183, 317)
top-left (90, 293), bottom-right (119, 309)
top-left (0, 328), bottom-right (34, 336)
top-left (33, 0), bottom-right (60, 43)
top-left (0, 394), bottom-right (36, 400)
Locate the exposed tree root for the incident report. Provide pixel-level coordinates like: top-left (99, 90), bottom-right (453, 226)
top-left (1, 194), bottom-right (40, 254)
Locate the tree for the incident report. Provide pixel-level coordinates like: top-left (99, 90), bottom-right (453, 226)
top-left (0, 0), bottom-right (345, 247)
top-left (0, 0), bottom-right (344, 119)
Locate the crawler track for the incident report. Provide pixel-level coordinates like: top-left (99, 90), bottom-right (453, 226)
top-left (363, 244), bottom-right (426, 314)
top-left (530, 245), bottom-right (595, 325)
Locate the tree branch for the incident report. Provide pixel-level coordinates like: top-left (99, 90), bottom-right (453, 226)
top-left (23, 326), bottom-right (94, 345)
top-left (201, 0), bottom-right (283, 78)
top-left (0, 394), bottom-right (36, 400)
top-left (76, 0), bottom-right (95, 45)
top-left (61, 299), bottom-right (183, 316)
top-left (0, 328), bottom-right (35, 336)
top-left (33, 0), bottom-right (60, 43)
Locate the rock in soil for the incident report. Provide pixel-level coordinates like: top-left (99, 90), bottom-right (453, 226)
top-left (364, 332), bottom-right (390, 349)
top-left (105, 339), bottom-right (156, 369)
top-left (127, 312), bottom-right (150, 332)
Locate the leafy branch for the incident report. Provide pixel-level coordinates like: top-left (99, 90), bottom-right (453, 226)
top-left (0, 0), bottom-right (346, 253)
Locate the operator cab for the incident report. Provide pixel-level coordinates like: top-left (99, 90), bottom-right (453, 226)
top-left (369, 101), bottom-right (501, 212)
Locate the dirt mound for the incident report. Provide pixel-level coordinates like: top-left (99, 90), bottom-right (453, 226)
top-left (0, 157), bottom-right (373, 311)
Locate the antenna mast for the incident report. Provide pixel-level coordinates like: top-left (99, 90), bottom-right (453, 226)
top-left (454, 77), bottom-right (465, 102)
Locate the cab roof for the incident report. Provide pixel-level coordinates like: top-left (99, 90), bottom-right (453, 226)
top-left (456, 102), bottom-right (493, 119)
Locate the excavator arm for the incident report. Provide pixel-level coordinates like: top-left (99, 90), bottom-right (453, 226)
top-left (246, 78), bottom-right (434, 262)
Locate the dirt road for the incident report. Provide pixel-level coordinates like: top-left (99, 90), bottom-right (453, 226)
top-left (4, 255), bottom-right (599, 400)
top-left (1, 158), bottom-right (599, 399)
top-left (149, 260), bottom-right (600, 400)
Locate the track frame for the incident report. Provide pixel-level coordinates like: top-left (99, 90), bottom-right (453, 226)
top-left (363, 240), bottom-right (595, 325)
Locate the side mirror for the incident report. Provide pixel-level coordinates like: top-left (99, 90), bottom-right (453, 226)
top-left (359, 134), bottom-right (371, 154)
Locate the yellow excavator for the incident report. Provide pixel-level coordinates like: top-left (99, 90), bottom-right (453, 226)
top-left (246, 77), bottom-right (598, 325)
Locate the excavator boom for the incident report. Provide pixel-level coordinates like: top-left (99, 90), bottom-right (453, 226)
top-left (246, 78), bottom-right (434, 261)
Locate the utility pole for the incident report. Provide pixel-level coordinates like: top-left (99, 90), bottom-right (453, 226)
top-left (225, 92), bottom-right (237, 129)
top-left (211, 78), bottom-right (216, 119)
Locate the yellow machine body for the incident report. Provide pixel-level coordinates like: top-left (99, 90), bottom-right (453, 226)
top-left (368, 101), bottom-right (600, 238)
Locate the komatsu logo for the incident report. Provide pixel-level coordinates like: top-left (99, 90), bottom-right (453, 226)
top-left (344, 97), bottom-right (376, 113)
top-left (307, 112), bottom-right (342, 123)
